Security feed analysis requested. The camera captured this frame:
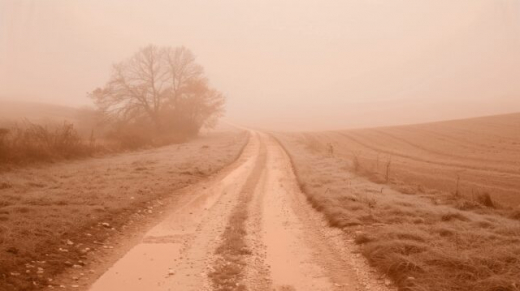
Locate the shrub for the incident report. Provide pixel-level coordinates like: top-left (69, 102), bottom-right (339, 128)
top-left (0, 122), bottom-right (95, 165)
top-left (106, 125), bottom-right (153, 150)
top-left (510, 210), bottom-right (520, 221)
top-left (441, 212), bottom-right (469, 222)
top-left (477, 192), bottom-right (495, 208)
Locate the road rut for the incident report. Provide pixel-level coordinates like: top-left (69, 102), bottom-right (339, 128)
top-left (87, 132), bottom-right (391, 291)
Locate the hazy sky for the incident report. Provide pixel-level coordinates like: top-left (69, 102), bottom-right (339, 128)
top-left (1, 0), bottom-right (520, 130)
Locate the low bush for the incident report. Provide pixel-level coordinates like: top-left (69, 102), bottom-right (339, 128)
top-left (0, 122), bottom-right (95, 165)
top-left (477, 192), bottom-right (495, 208)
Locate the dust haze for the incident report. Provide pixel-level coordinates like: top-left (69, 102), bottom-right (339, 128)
top-left (2, 2), bottom-right (520, 291)
top-left (1, 0), bottom-right (520, 130)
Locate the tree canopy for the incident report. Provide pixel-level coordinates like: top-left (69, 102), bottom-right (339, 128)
top-left (89, 45), bottom-right (225, 140)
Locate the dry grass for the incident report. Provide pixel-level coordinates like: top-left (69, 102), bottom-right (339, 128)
top-left (0, 130), bottom-right (248, 291)
top-left (282, 113), bottom-right (520, 207)
top-left (0, 119), bottom-right (205, 168)
top-left (0, 122), bottom-right (96, 166)
top-left (273, 117), bottom-right (520, 291)
top-left (0, 101), bottom-right (211, 166)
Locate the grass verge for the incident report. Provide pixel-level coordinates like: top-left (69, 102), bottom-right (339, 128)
top-left (0, 122), bottom-right (96, 167)
top-left (274, 133), bottom-right (520, 291)
top-left (0, 131), bottom-right (248, 291)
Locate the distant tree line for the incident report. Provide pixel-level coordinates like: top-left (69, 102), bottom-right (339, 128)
top-left (89, 45), bottom-right (225, 147)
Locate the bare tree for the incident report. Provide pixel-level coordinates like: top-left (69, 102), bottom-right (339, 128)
top-left (177, 79), bottom-right (225, 132)
top-left (163, 46), bottom-right (204, 108)
top-left (90, 45), bottom-right (168, 128)
top-left (89, 45), bottom-right (224, 138)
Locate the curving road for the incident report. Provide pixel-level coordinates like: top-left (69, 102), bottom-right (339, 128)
top-left (88, 132), bottom-right (390, 291)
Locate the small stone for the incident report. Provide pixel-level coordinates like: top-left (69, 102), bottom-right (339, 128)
top-left (384, 279), bottom-right (392, 286)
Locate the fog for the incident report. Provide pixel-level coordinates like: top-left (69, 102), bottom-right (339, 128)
top-left (1, 0), bottom-right (520, 130)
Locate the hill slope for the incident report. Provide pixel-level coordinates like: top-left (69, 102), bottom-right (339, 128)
top-left (274, 113), bottom-right (520, 291)
top-left (277, 112), bottom-right (520, 206)
top-left (0, 100), bottom-right (79, 124)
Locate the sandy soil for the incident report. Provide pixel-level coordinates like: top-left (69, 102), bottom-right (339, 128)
top-left (66, 132), bottom-right (392, 291)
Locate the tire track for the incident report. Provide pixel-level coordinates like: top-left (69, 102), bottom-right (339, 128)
top-left (87, 132), bottom-right (261, 291)
top-left (209, 140), bottom-right (267, 291)
top-left (244, 133), bottom-right (391, 291)
top-left (85, 131), bottom-right (394, 291)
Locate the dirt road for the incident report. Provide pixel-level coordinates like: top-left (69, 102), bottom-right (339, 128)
top-left (87, 132), bottom-right (390, 291)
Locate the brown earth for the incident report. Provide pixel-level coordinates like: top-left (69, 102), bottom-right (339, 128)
top-left (273, 113), bottom-right (520, 291)
top-left (280, 113), bottom-right (520, 207)
top-left (0, 129), bottom-right (248, 291)
top-left (58, 132), bottom-right (393, 291)
top-left (5, 113), bottom-right (518, 291)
